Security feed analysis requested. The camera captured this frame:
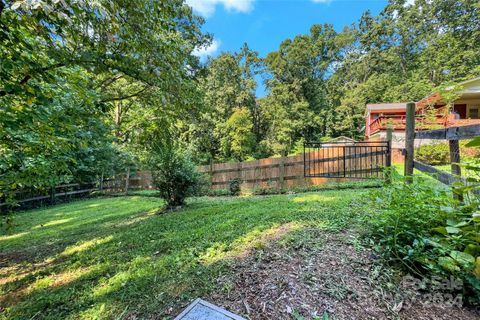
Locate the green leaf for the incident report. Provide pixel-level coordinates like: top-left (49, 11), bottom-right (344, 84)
top-left (433, 227), bottom-right (448, 235)
top-left (472, 212), bottom-right (480, 222)
top-left (438, 256), bottom-right (460, 272)
top-left (464, 244), bottom-right (480, 257)
top-left (475, 257), bottom-right (480, 278)
top-left (446, 226), bottom-right (461, 234)
top-left (465, 137), bottom-right (480, 147)
top-left (450, 251), bottom-right (475, 267)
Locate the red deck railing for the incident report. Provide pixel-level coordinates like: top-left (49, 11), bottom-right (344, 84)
top-left (368, 114), bottom-right (449, 135)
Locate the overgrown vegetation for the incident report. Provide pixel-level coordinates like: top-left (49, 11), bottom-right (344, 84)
top-left (0, 189), bottom-right (368, 319)
top-left (186, 0), bottom-right (480, 163)
top-left (415, 141), bottom-right (480, 166)
top-left (2, 0), bottom-right (479, 204)
top-left (364, 170), bottom-right (480, 304)
top-left (0, 0), bottom-right (207, 203)
top-left (148, 141), bottom-right (201, 208)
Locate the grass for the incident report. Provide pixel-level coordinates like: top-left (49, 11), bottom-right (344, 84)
top-left (0, 189), bottom-right (372, 320)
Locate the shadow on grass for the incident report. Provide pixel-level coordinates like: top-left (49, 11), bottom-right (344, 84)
top-left (0, 189), bottom-right (372, 319)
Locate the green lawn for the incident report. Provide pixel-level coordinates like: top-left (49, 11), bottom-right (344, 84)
top-left (0, 190), bottom-right (371, 320)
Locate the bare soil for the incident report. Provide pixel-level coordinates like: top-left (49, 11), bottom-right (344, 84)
top-left (209, 229), bottom-right (480, 320)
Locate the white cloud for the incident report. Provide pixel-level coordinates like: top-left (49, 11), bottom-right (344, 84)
top-left (186, 0), bottom-right (255, 17)
top-left (311, 0), bottom-right (332, 3)
top-left (193, 39), bottom-right (221, 60)
top-left (404, 0), bottom-right (415, 6)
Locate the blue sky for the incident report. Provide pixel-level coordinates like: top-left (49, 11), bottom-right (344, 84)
top-left (188, 0), bottom-right (390, 96)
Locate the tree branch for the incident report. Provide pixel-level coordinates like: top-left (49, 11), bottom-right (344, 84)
top-left (96, 74), bottom-right (124, 90)
top-left (0, 1), bottom-right (5, 17)
top-left (100, 86), bottom-right (149, 103)
top-left (0, 63), bottom-right (66, 97)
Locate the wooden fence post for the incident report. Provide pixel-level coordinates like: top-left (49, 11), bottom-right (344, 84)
top-left (278, 157), bottom-right (285, 190)
top-left (125, 167), bottom-right (130, 195)
top-left (209, 158), bottom-right (214, 186)
top-left (50, 186), bottom-right (56, 204)
top-left (449, 139), bottom-right (463, 202)
top-left (385, 126), bottom-right (393, 184)
top-left (99, 172), bottom-right (104, 193)
top-left (404, 102), bottom-right (416, 183)
top-left (237, 162), bottom-right (242, 192)
top-left (449, 140), bottom-right (461, 176)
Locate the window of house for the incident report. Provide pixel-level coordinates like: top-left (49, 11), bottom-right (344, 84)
top-left (469, 106), bottom-right (479, 119)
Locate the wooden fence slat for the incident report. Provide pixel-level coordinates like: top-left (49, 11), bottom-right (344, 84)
top-left (415, 123), bottom-right (480, 140)
top-left (415, 128), bottom-right (446, 140)
top-left (413, 160), bottom-right (459, 185)
top-left (308, 149), bottom-right (387, 165)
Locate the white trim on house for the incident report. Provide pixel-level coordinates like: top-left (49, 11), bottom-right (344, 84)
top-left (366, 102), bottom-right (407, 111)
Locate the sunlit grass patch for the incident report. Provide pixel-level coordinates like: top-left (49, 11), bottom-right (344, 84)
top-left (0, 231), bottom-right (29, 241)
top-left (200, 222), bottom-right (304, 264)
top-left (32, 218), bottom-right (72, 229)
top-left (0, 188), bottom-right (371, 319)
top-left (61, 236), bottom-right (114, 256)
top-left (293, 194), bottom-right (338, 203)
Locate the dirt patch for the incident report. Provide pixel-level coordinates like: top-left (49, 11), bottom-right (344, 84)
top-left (208, 229), bottom-right (480, 320)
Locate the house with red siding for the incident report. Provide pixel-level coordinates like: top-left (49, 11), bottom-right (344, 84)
top-left (365, 77), bottom-right (480, 150)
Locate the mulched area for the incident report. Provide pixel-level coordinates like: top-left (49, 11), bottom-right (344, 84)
top-left (208, 229), bottom-right (480, 320)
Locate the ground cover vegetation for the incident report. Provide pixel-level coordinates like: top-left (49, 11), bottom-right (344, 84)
top-left (1, 188), bottom-right (479, 319)
top-left (1, 1), bottom-right (480, 318)
top-left (0, 189), bottom-right (366, 319)
top-left (364, 160), bottom-right (480, 306)
top-left (2, 0), bottom-right (480, 206)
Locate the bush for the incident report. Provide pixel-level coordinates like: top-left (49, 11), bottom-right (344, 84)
top-left (364, 171), bottom-right (480, 304)
top-left (229, 178), bottom-right (241, 196)
top-left (415, 143), bottom-right (450, 165)
top-left (415, 141), bottom-right (480, 166)
top-left (148, 144), bottom-right (201, 208)
top-left (207, 189), bottom-right (230, 197)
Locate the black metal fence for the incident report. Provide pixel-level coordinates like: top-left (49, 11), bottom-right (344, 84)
top-left (0, 170), bottom-right (154, 213)
top-left (304, 141), bottom-right (391, 179)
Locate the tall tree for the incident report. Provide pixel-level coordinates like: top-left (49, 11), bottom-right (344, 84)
top-left (0, 0), bottom-right (207, 197)
top-left (185, 45), bottom-right (262, 162)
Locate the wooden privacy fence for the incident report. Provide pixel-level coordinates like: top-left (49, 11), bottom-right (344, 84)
top-left (2, 142), bottom-right (391, 210)
top-left (197, 145), bottom-right (387, 191)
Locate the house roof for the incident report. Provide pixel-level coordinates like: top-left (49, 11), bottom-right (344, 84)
top-left (456, 76), bottom-right (480, 88)
top-left (417, 76), bottom-right (480, 109)
top-left (366, 103), bottom-right (407, 112)
top-left (330, 136), bottom-right (357, 142)
top-left (366, 77), bottom-right (480, 112)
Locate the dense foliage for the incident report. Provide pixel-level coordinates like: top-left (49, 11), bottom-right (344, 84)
top-left (184, 0), bottom-right (480, 163)
top-left (415, 143), bottom-right (452, 166)
top-left (415, 141), bottom-right (480, 165)
top-left (1, 0), bottom-right (479, 204)
top-left (0, 0), bottom-right (206, 201)
top-left (148, 141), bottom-right (201, 208)
top-left (365, 169), bottom-right (480, 304)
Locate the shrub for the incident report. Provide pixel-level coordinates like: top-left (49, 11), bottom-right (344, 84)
top-left (207, 189), bottom-right (230, 197)
top-left (229, 178), bottom-right (241, 196)
top-left (364, 171), bottom-right (480, 304)
top-left (148, 143), bottom-right (201, 208)
top-left (415, 141), bottom-right (480, 166)
top-left (415, 143), bottom-right (450, 165)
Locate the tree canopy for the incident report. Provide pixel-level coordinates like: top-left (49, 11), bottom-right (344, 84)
top-left (0, 0), bottom-right (207, 197)
top-left (1, 0), bottom-right (479, 198)
top-left (185, 0), bottom-right (480, 163)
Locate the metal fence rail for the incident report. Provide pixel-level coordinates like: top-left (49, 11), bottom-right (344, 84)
top-left (303, 141), bottom-right (391, 179)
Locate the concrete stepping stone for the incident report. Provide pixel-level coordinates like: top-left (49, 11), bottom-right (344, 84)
top-left (174, 298), bottom-right (245, 320)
